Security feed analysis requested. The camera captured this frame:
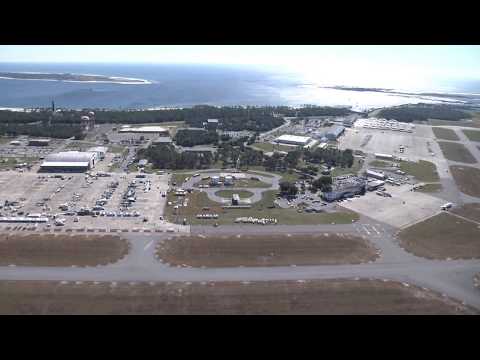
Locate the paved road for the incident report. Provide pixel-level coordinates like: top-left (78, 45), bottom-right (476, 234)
top-left (182, 169), bottom-right (282, 204)
top-left (1, 216), bottom-right (479, 310)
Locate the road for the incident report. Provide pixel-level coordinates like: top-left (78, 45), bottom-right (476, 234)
top-left (1, 215), bottom-right (479, 310)
top-left (182, 169), bottom-right (282, 204)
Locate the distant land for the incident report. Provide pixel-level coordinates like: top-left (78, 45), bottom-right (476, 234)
top-left (0, 72), bottom-right (151, 84)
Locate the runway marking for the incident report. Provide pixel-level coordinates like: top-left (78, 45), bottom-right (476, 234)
top-left (371, 226), bottom-right (380, 235)
top-left (362, 225), bottom-right (371, 235)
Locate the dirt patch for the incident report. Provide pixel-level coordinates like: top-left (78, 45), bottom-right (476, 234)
top-left (0, 234), bottom-right (129, 266)
top-left (398, 212), bottom-right (480, 259)
top-left (438, 141), bottom-right (477, 164)
top-left (156, 234), bottom-right (379, 267)
top-left (451, 203), bottom-right (480, 222)
top-left (432, 127), bottom-right (460, 141)
top-left (0, 279), bottom-right (475, 315)
top-left (416, 183), bottom-right (443, 193)
top-left (450, 166), bottom-right (480, 198)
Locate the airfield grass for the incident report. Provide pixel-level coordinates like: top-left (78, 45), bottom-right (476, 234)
top-left (165, 190), bottom-right (359, 226)
top-left (0, 234), bottom-right (129, 266)
top-left (0, 279), bottom-right (474, 315)
top-left (432, 127), bottom-right (460, 141)
top-left (451, 203), bottom-right (480, 223)
top-left (462, 129), bottom-right (480, 142)
top-left (438, 141), bottom-right (477, 164)
top-left (428, 118), bottom-right (480, 128)
top-left (214, 190), bottom-right (254, 199)
top-left (399, 160), bottom-right (440, 182)
top-left (157, 233), bottom-right (378, 267)
top-left (450, 165), bottom-right (480, 197)
top-left (399, 212), bottom-right (480, 260)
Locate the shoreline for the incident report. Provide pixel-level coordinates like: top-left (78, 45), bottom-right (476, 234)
top-left (0, 72), bottom-right (153, 85)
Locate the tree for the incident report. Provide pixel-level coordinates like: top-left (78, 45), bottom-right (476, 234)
top-left (279, 181), bottom-right (298, 197)
top-left (311, 176), bottom-right (333, 193)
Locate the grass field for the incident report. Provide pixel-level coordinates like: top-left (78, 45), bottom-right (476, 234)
top-left (428, 118), bottom-right (480, 128)
top-left (214, 190), bottom-right (254, 199)
top-left (399, 160), bottom-right (440, 182)
top-left (166, 190), bottom-right (359, 226)
top-left (108, 145), bottom-right (127, 155)
top-left (157, 233), bottom-right (378, 267)
top-left (251, 142), bottom-right (296, 153)
top-left (369, 160), bottom-right (391, 168)
top-left (0, 279), bottom-right (474, 315)
top-left (194, 177), bottom-right (271, 188)
top-left (171, 173), bottom-right (193, 185)
top-left (450, 166), bottom-right (480, 197)
top-left (399, 212), bottom-right (480, 259)
top-left (0, 234), bottom-right (129, 266)
top-left (462, 129), bottom-right (480, 142)
top-left (0, 157), bottom-right (38, 169)
top-left (432, 127), bottom-right (460, 141)
top-left (438, 141), bottom-right (477, 163)
top-left (331, 157), bottom-right (363, 177)
top-left (65, 141), bottom-right (98, 150)
top-left (451, 203), bottom-right (480, 223)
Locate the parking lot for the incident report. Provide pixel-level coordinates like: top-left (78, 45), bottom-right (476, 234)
top-left (338, 182), bottom-right (445, 228)
top-left (0, 169), bottom-right (185, 232)
top-left (339, 125), bottom-right (439, 161)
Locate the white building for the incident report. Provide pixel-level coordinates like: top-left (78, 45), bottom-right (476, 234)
top-left (275, 134), bottom-right (312, 146)
top-left (119, 126), bottom-right (169, 135)
top-left (40, 151), bottom-right (96, 172)
top-left (87, 146), bottom-right (108, 160)
top-left (366, 169), bottom-right (386, 180)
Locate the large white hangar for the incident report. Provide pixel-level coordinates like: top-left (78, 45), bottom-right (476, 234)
top-left (40, 151), bottom-right (96, 172)
top-left (118, 126), bottom-right (170, 136)
top-left (275, 134), bottom-right (312, 146)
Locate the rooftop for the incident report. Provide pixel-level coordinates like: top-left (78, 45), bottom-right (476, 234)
top-left (118, 126), bottom-right (168, 133)
top-left (44, 151), bottom-right (95, 163)
top-left (275, 134), bottom-right (312, 144)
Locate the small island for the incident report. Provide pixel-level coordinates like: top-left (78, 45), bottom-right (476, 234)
top-left (0, 72), bottom-right (151, 84)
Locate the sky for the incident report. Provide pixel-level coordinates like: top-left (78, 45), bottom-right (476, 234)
top-left (0, 45), bottom-right (479, 90)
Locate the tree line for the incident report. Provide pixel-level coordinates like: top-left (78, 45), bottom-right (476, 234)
top-left (137, 144), bottom-right (213, 170)
top-left (377, 104), bottom-right (472, 122)
top-left (175, 129), bottom-right (219, 147)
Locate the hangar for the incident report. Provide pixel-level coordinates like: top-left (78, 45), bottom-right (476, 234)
top-left (275, 134), bottom-right (312, 146)
top-left (118, 126), bottom-right (169, 135)
top-left (40, 151), bottom-right (96, 172)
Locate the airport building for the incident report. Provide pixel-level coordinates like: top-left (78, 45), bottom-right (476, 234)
top-left (366, 169), bottom-right (387, 180)
top-left (28, 139), bottom-right (51, 146)
top-left (119, 126), bottom-right (170, 136)
top-left (325, 125), bottom-right (345, 140)
top-left (152, 136), bottom-right (173, 145)
top-left (322, 175), bottom-right (366, 202)
top-left (87, 146), bottom-right (108, 160)
top-left (275, 134), bottom-right (312, 146)
top-left (40, 151), bottom-right (96, 172)
top-left (375, 153), bottom-right (394, 160)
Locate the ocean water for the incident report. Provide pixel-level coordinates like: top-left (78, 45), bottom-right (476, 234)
top-left (0, 63), bottom-right (478, 110)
